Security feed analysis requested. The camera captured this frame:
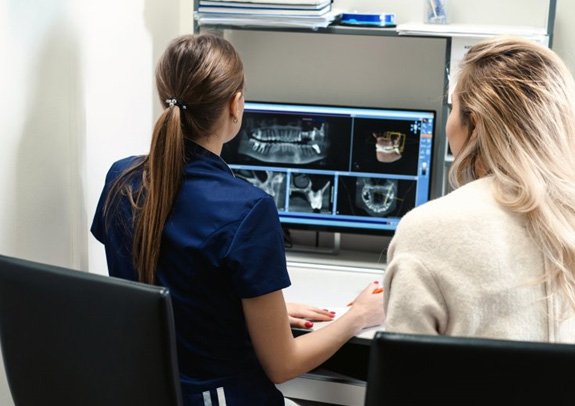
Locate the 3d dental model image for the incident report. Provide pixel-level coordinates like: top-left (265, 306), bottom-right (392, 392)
top-left (373, 131), bottom-right (405, 163)
top-left (352, 118), bottom-right (421, 176)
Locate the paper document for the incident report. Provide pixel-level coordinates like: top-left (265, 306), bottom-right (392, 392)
top-left (205, 0), bottom-right (330, 5)
top-left (197, 5), bottom-right (331, 16)
top-left (195, 11), bottom-right (338, 29)
top-left (199, 0), bottom-right (331, 9)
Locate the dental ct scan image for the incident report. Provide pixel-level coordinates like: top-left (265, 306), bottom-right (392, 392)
top-left (288, 173), bottom-right (334, 214)
top-left (351, 117), bottom-right (421, 175)
top-left (223, 112), bottom-right (351, 171)
top-left (336, 176), bottom-right (417, 218)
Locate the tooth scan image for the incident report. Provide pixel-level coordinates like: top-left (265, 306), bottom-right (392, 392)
top-left (221, 110), bottom-right (352, 171)
top-left (373, 131), bottom-right (406, 163)
top-left (238, 116), bottom-right (329, 165)
top-left (288, 174), bottom-right (333, 214)
top-left (355, 177), bottom-right (398, 216)
top-left (234, 169), bottom-right (287, 210)
top-left (336, 176), bottom-right (418, 219)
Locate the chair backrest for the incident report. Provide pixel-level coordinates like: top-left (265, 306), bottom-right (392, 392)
top-left (0, 254), bottom-right (183, 406)
top-left (365, 331), bottom-right (575, 406)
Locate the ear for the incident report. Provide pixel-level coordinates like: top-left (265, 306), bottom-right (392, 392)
top-left (229, 91), bottom-right (243, 121)
top-left (465, 112), bottom-right (478, 140)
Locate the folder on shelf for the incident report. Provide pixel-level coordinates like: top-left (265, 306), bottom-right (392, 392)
top-left (195, 11), bottom-right (338, 29)
top-left (198, 4), bottom-right (331, 16)
top-left (203, 0), bottom-right (330, 5)
top-left (396, 22), bottom-right (548, 40)
top-left (199, 0), bottom-right (331, 9)
top-left (196, 0), bottom-right (336, 29)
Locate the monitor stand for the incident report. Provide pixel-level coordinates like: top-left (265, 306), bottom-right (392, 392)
top-left (285, 231), bottom-right (341, 256)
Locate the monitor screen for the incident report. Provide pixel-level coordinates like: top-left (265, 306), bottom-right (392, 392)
top-left (221, 101), bottom-right (435, 235)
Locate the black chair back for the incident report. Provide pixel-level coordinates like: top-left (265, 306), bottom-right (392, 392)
top-left (366, 331), bottom-right (575, 406)
top-left (0, 254), bottom-right (183, 406)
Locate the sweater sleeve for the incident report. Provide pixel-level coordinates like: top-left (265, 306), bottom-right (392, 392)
top-left (383, 248), bottom-right (448, 335)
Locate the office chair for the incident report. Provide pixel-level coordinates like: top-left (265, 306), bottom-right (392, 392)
top-left (0, 254), bottom-right (183, 406)
top-left (365, 331), bottom-right (575, 406)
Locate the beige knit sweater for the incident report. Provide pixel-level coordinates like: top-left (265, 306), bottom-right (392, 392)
top-left (383, 177), bottom-right (575, 343)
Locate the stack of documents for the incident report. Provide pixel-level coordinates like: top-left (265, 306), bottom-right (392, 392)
top-left (195, 0), bottom-right (337, 29)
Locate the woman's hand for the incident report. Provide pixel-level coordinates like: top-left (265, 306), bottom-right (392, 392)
top-left (346, 281), bottom-right (385, 329)
top-left (286, 302), bottom-right (335, 329)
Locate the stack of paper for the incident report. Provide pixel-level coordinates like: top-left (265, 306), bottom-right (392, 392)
top-left (195, 0), bottom-right (337, 29)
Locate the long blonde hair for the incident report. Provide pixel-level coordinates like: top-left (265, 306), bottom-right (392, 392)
top-left (450, 36), bottom-right (575, 310)
top-left (105, 34), bottom-right (244, 284)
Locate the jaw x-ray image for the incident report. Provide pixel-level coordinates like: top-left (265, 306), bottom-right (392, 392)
top-left (288, 173), bottom-right (333, 214)
top-left (221, 109), bottom-right (352, 172)
top-left (238, 116), bottom-right (329, 165)
top-left (234, 169), bottom-right (287, 211)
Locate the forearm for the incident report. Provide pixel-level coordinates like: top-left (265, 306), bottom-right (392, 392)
top-left (288, 309), bottom-right (365, 378)
top-left (243, 283), bottom-right (383, 384)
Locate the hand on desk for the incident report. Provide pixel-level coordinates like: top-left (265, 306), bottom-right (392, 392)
top-left (286, 302), bottom-right (335, 329)
top-left (346, 281), bottom-right (385, 329)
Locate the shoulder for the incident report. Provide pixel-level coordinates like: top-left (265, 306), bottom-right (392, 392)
top-left (389, 177), bottom-right (505, 257)
top-left (175, 163), bottom-right (278, 232)
top-left (202, 166), bottom-right (274, 207)
top-left (224, 181), bottom-right (278, 226)
top-left (398, 177), bottom-right (496, 234)
top-left (105, 155), bottom-right (144, 183)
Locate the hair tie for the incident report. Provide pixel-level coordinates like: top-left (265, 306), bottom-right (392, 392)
top-left (165, 98), bottom-right (187, 110)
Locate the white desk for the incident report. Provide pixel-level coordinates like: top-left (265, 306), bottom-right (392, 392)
top-left (278, 257), bottom-right (385, 406)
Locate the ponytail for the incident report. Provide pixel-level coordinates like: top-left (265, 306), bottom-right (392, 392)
top-left (133, 106), bottom-right (185, 283)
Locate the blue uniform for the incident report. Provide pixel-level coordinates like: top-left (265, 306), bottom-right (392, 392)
top-left (91, 141), bottom-right (291, 405)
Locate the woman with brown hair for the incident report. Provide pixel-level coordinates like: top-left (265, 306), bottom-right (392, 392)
top-left (91, 33), bottom-right (384, 405)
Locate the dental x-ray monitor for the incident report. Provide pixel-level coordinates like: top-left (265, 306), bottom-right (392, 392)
top-left (221, 101), bottom-right (435, 236)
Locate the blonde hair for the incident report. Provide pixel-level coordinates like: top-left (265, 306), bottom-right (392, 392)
top-left (105, 34), bottom-right (244, 284)
top-left (450, 36), bottom-right (575, 310)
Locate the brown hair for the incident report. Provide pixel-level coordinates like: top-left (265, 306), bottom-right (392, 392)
top-left (105, 34), bottom-right (244, 284)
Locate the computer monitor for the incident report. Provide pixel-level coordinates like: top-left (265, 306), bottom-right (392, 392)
top-left (221, 101), bottom-right (436, 235)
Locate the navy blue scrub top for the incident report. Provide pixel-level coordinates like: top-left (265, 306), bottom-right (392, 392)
top-left (91, 141), bottom-right (291, 405)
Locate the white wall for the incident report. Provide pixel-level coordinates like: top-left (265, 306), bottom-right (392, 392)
top-left (0, 0), bottom-right (85, 269)
top-left (0, 0), bottom-right (573, 404)
top-left (552, 1), bottom-right (575, 76)
top-left (0, 0), bottom-right (182, 404)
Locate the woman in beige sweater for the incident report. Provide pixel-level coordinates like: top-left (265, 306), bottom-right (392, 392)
top-left (383, 36), bottom-right (575, 343)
